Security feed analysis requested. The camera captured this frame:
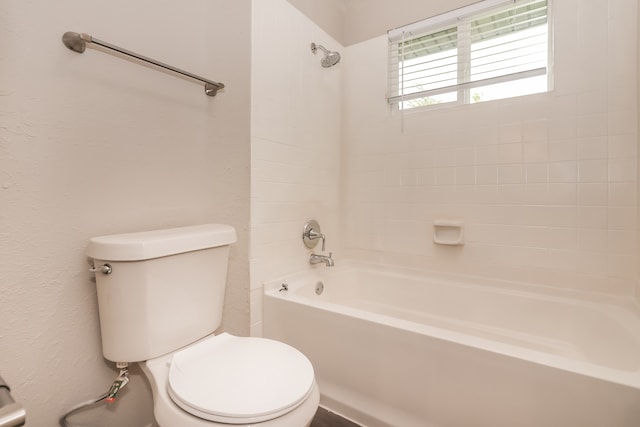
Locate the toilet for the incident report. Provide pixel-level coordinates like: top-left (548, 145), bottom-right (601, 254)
top-left (86, 224), bottom-right (319, 427)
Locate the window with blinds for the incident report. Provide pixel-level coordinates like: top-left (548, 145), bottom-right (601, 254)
top-left (388, 0), bottom-right (550, 110)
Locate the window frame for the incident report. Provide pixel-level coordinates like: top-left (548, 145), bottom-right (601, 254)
top-left (388, 0), bottom-right (553, 110)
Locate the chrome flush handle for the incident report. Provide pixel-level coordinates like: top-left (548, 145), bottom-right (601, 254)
top-left (89, 263), bottom-right (112, 275)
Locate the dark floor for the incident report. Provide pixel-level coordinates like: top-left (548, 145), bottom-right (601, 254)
top-left (311, 407), bottom-right (362, 427)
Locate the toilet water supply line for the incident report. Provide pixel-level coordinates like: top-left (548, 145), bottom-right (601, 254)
top-left (59, 364), bottom-right (130, 427)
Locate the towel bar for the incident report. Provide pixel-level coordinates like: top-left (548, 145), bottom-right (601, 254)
top-left (0, 376), bottom-right (26, 427)
top-left (62, 31), bottom-right (225, 97)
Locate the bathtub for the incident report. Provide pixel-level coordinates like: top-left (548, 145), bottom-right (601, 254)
top-left (263, 262), bottom-right (640, 427)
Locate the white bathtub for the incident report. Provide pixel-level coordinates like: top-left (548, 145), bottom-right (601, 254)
top-left (263, 262), bottom-right (640, 427)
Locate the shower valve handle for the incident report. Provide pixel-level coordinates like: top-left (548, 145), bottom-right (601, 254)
top-left (308, 229), bottom-right (326, 251)
top-left (302, 220), bottom-right (326, 251)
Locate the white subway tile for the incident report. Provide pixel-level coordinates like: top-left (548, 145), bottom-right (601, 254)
top-left (499, 124), bottom-right (523, 144)
top-left (549, 161), bottom-right (577, 183)
top-left (578, 159), bottom-right (608, 183)
top-left (577, 136), bottom-right (607, 159)
top-left (608, 207), bottom-right (637, 230)
top-left (476, 144), bottom-right (500, 164)
top-left (577, 228), bottom-right (608, 251)
top-left (499, 164), bottom-right (525, 184)
top-left (435, 148), bottom-right (456, 167)
top-left (577, 113), bottom-right (609, 138)
top-left (547, 227), bottom-right (578, 251)
top-left (455, 166), bottom-right (476, 185)
top-left (455, 147), bottom-right (476, 166)
top-left (522, 120), bottom-right (549, 143)
top-left (497, 184), bottom-right (524, 204)
top-left (546, 249), bottom-right (578, 272)
top-left (609, 110), bottom-right (638, 135)
top-left (576, 206), bottom-right (608, 228)
top-left (608, 134), bottom-right (637, 158)
top-left (577, 183), bottom-right (608, 206)
top-left (474, 185), bottom-right (499, 203)
top-left (549, 140), bottom-right (577, 161)
top-left (574, 251), bottom-right (608, 276)
top-left (523, 183), bottom-right (550, 205)
top-left (576, 90), bottom-right (608, 115)
top-left (523, 141), bottom-right (549, 163)
top-left (608, 88), bottom-right (637, 112)
top-left (550, 94), bottom-right (577, 118)
top-left (526, 164), bottom-right (549, 183)
top-left (499, 143), bottom-right (524, 164)
top-left (435, 167), bottom-right (456, 186)
top-left (608, 183), bottom-right (637, 206)
top-left (608, 158), bottom-right (636, 182)
top-left (607, 254), bottom-right (637, 279)
top-left (548, 118), bottom-right (577, 141)
top-left (547, 183), bottom-right (578, 205)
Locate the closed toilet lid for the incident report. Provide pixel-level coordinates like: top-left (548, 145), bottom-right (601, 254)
top-left (167, 333), bottom-right (315, 424)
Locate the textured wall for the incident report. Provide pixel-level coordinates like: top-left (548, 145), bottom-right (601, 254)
top-left (250, 0), bottom-right (343, 335)
top-left (343, 0), bottom-right (639, 296)
top-left (0, 0), bottom-right (251, 426)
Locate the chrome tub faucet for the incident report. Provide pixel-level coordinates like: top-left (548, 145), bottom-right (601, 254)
top-left (310, 252), bottom-right (334, 267)
top-left (303, 220), bottom-right (335, 267)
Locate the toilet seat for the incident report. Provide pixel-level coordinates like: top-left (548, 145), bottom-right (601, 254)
top-left (167, 333), bottom-right (315, 424)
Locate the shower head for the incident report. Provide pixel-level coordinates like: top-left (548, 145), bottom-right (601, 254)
top-left (310, 43), bottom-right (341, 68)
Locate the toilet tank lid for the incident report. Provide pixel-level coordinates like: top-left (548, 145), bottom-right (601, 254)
top-left (86, 224), bottom-right (237, 261)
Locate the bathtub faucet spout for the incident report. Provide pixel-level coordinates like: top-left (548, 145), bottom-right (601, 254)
top-left (310, 252), bottom-right (334, 267)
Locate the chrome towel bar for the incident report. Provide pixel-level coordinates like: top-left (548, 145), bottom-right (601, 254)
top-left (62, 31), bottom-right (225, 96)
top-left (0, 376), bottom-right (25, 427)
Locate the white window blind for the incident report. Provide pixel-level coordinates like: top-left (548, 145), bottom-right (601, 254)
top-left (388, 0), bottom-right (550, 109)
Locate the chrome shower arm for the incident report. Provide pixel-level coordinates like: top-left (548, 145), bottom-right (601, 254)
top-left (310, 43), bottom-right (329, 55)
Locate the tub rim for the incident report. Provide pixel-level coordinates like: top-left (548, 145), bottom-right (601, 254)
top-left (263, 260), bottom-right (640, 390)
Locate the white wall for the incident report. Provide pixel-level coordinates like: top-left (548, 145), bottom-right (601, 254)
top-left (287, 0), bottom-right (483, 47)
top-left (343, 0), bottom-right (639, 295)
top-left (342, 0), bottom-right (477, 45)
top-left (0, 0), bottom-right (251, 425)
top-left (250, 0), bottom-right (343, 335)
top-left (285, 0), bottom-right (347, 45)
top-left (637, 1), bottom-right (640, 301)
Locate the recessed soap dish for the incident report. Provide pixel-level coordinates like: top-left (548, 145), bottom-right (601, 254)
top-left (433, 221), bottom-right (464, 246)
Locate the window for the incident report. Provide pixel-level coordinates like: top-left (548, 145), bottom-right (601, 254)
top-left (388, 0), bottom-right (550, 110)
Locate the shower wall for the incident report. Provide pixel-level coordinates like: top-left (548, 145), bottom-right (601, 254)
top-left (342, 0), bottom-right (639, 296)
top-left (250, 0), bottom-right (343, 334)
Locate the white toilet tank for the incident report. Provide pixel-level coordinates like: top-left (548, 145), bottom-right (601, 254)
top-left (86, 224), bottom-right (237, 363)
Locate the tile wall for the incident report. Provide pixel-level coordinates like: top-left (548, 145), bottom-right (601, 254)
top-left (342, 0), bottom-right (639, 296)
top-left (250, 0), bottom-right (343, 334)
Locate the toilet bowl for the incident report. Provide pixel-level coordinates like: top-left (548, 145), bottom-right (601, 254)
top-left (86, 224), bottom-right (320, 427)
top-left (141, 334), bottom-right (320, 427)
